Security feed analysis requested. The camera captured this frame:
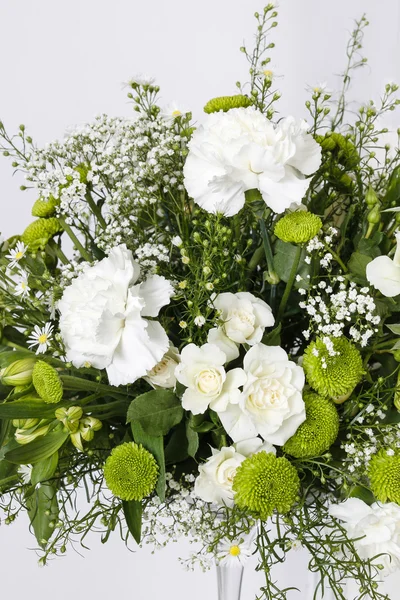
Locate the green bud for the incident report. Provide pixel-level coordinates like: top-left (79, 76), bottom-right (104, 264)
top-left (365, 185), bottom-right (378, 207)
top-left (367, 205), bottom-right (381, 224)
top-left (15, 420), bottom-right (50, 445)
top-left (55, 406), bottom-right (83, 432)
top-left (1, 358), bottom-right (36, 386)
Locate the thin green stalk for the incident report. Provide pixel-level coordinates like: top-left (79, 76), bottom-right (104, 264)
top-left (276, 245), bottom-right (302, 323)
top-left (61, 375), bottom-right (129, 398)
top-left (59, 217), bottom-right (93, 262)
top-left (85, 190), bottom-right (107, 229)
top-left (47, 240), bottom-right (69, 265)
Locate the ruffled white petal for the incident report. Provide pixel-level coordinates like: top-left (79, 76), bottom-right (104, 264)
top-left (139, 274), bottom-right (175, 317)
top-left (366, 255), bottom-right (400, 297)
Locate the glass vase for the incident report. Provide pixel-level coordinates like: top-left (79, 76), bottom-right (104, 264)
top-left (217, 563), bottom-right (244, 600)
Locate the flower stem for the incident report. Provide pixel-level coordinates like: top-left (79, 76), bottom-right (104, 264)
top-left (85, 190), bottom-right (107, 229)
top-left (276, 245), bottom-right (302, 323)
top-left (60, 375), bottom-right (128, 399)
top-left (59, 217), bottom-right (93, 262)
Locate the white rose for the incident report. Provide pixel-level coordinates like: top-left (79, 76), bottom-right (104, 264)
top-left (183, 107), bottom-right (321, 217)
top-left (145, 345), bottom-right (180, 389)
top-left (175, 343), bottom-right (246, 415)
top-left (211, 291), bottom-right (274, 348)
top-left (366, 230), bottom-right (400, 297)
top-left (194, 438), bottom-right (275, 506)
top-left (329, 499), bottom-right (400, 574)
top-left (58, 244), bottom-right (174, 386)
top-left (219, 343), bottom-right (306, 444)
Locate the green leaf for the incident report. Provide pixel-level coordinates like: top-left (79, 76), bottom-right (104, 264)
top-left (26, 483), bottom-right (59, 549)
top-left (0, 350), bottom-right (33, 368)
top-left (348, 252), bottom-right (372, 279)
top-left (349, 485), bottom-right (375, 506)
top-left (0, 396), bottom-right (57, 419)
top-left (165, 423), bottom-right (189, 464)
top-left (122, 500), bottom-right (142, 544)
top-left (5, 431), bottom-right (68, 465)
top-left (131, 421), bottom-right (166, 501)
top-left (274, 240), bottom-right (309, 286)
top-left (31, 452), bottom-right (58, 486)
top-left (386, 324), bottom-right (400, 335)
top-left (262, 323), bottom-right (282, 346)
top-left (127, 389), bottom-right (183, 437)
top-left (186, 420), bottom-right (199, 458)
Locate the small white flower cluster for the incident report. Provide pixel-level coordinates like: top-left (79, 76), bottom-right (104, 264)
top-left (304, 227), bottom-right (339, 268)
top-left (299, 277), bottom-right (380, 347)
top-left (135, 242), bottom-right (169, 273)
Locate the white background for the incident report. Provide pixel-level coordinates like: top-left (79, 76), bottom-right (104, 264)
top-left (0, 0), bottom-right (400, 598)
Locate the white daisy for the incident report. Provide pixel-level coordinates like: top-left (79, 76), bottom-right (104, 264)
top-left (161, 102), bottom-right (190, 123)
top-left (27, 322), bottom-right (53, 354)
top-left (14, 271), bottom-right (30, 298)
top-left (18, 464), bottom-right (32, 484)
top-left (217, 536), bottom-right (254, 567)
top-left (6, 241), bottom-right (28, 269)
top-left (124, 74), bottom-right (156, 87)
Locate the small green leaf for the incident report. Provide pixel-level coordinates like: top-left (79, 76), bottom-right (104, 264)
top-left (348, 252), bottom-right (372, 279)
top-left (127, 390), bottom-right (183, 437)
top-left (123, 500), bottom-right (142, 544)
top-left (26, 483), bottom-right (59, 549)
top-left (262, 323), bottom-right (282, 346)
top-left (5, 431), bottom-right (68, 465)
top-left (31, 452), bottom-right (58, 486)
top-left (165, 423), bottom-right (189, 464)
top-left (387, 324), bottom-right (400, 335)
top-left (186, 420), bottom-right (199, 458)
top-left (349, 485), bottom-right (375, 505)
top-left (0, 396), bottom-right (57, 419)
top-left (131, 421), bottom-right (166, 501)
top-left (0, 350), bottom-right (33, 368)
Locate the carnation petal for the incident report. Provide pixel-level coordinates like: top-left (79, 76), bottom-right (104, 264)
top-left (139, 274), bottom-right (174, 317)
top-left (366, 255), bottom-right (400, 297)
top-left (259, 166), bottom-right (311, 214)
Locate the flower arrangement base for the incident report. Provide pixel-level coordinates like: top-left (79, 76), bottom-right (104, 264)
top-left (217, 564), bottom-right (244, 600)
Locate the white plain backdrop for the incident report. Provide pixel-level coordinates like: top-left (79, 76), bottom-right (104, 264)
top-left (0, 1), bottom-right (400, 598)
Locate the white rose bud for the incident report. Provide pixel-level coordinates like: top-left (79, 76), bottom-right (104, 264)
top-left (145, 345), bottom-right (180, 389)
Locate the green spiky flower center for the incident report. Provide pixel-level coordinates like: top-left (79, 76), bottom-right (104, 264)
top-left (283, 392), bottom-right (339, 458)
top-left (103, 442), bottom-right (159, 502)
top-left (203, 95), bottom-right (253, 114)
top-left (274, 211), bottom-right (322, 244)
top-left (303, 336), bottom-right (363, 399)
top-left (31, 195), bottom-right (59, 218)
top-left (368, 450), bottom-right (400, 504)
top-left (21, 218), bottom-right (63, 252)
top-left (32, 360), bottom-right (63, 404)
top-left (232, 451), bottom-right (299, 520)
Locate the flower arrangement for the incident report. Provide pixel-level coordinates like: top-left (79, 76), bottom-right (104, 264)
top-left (1, 4), bottom-right (400, 598)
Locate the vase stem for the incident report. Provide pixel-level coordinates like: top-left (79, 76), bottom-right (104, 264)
top-left (216, 564), bottom-right (244, 600)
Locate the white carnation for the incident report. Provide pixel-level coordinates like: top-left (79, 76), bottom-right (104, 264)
top-left (329, 498), bottom-right (400, 574)
top-left (366, 230), bottom-right (400, 297)
top-left (219, 343), bottom-right (306, 444)
top-left (194, 438), bottom-right (275, 506)
top-left (174, 343), bottom-right (246, 415)
top-left (183, 107), bottom-right (321, 217)
top-left (58, 244), bottom-right (174, 386)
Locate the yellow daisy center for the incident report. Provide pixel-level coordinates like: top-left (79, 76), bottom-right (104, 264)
top-left (263, 69), bottom-right (273, 77)
top-left (172, 109), bottom-right (182, 117)
top-left (229, 545), bottom-right (241, 557)
top-left (15, 251), bottom-right (24, 260)
top-left (38, 334), bottom-right (48, 345)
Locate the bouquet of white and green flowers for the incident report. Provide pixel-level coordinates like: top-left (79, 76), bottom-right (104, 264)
top-left (1, 5), bottom-right (400, 599)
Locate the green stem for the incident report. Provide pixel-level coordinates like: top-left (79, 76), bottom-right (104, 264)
top-left (0, 474), bottom-right (19, 489)
top-left (85, 191), bottom-right (107, 229)
top-left (260, 218), bottom-right (278, 281)
top-left (47, 240), bottom-right (69, 265)
top-left (323, 242), bottom-right (348, 272)
top-left (60, 375), bottom-right (128, 398)
top-left (58, 217), bottom-right (92, 262)
top-left (276, 245), bottom-right (302, 323)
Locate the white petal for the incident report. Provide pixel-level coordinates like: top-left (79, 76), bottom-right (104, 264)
top-left (182, 389), bottom-right (211, 415)
top-left (219, 404), bottom-right (258, 442)
top-left (139, 274), bottom-right (174, 317)
top-left (235, 437), bottom-right (276, 457)
top-left (366, 256), bottom-right (400, 297)
top-left (288, 132), bottom-right (322, 175)
top-left (258, 166), bottom-right (311, 214)
top-left (207, 328), bottom-right (240, 362)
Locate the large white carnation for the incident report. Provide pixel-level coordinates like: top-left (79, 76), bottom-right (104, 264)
top-left (329, 498), bottom-right (400, 574)
top-left (194, 438), bottom-right (275, 506)
top-left (219, 343), bottom-right (306, 444)
top-left (58, 244), bottom-right (174, 386)
top-left (183, 107), bottom-right (321, 216)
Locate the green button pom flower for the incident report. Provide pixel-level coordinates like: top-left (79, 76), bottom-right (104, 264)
top-left (32, 360), bottom-right (63, 404)
top-left (204, 95), bottom-right (253, 114)
top-left (103, 442), bottom-right (159, 501)
top-left (303, 336), bottom-right (364, 401)
top-left (283, 392), bottom-right (339, 458)
top-left (274, 211), bottom-right (322, 244)
top-left (232, 451), bottom-right (299, 520)
top-left (368, 449), bottom-right (400, 504)
top-left (31, 195), bottom-right (59, 218)
top-left (21, 217), bottom-right (63, 252)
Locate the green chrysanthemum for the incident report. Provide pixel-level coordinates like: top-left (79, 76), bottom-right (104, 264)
top-left (283, 392), bottom-right (339, 458)
top-left (31, 195), bottom-right (59, 218)
top-left (32, 360), bottom-right (63, 404)
top-left (204, 95), bottom-right (253, 114)
top-left (232, 451), bottom-right (299, 520)
top-left (368, 450), bottom-right (400, 504)
top-left (21, 218), bottom-right (63, 252)
top-left (103, 442), bottom-right (159, 501)
top-left (303, 336), bottom-right (364, 400)
top-left (274, 211), bottom-right (322, 244)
